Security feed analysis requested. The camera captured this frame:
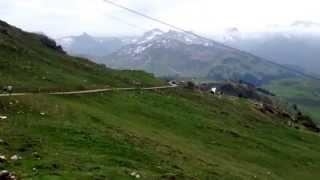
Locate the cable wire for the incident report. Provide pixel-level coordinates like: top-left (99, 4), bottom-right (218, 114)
top-left (102, 0), bottom-right (320, 81)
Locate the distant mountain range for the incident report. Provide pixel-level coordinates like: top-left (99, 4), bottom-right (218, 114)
top-left (56, 21), bottom-right (320, 83)
top-left (216, 21), bottom-right (320, 76)
top-left (56, 33), bottom-right (133, 62)
top-left (104, 29), bottom-right (298, 85)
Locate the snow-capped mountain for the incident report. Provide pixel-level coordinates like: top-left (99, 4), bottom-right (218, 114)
top-left (132, 28), bottom-right (217, 46)
top-left (105, 29), bottom-right (298, 85)
top-left (115, 29), bottom-right (227, 57)
top-left (133, 28), bottom-right (164, 45)
top-left (162, 30), bottom-right (217, 46)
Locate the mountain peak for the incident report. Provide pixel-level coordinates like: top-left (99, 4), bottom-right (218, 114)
top-left (133, 29), bottom-right (216, 48)
top-left (79, 32), bottom-right (91, 38)
top-left (135, 29), bottom-right (165, 44)
top-left (148, 28), bottom-right (164, 33)
top-left (164, 30), bottom-right (216, 47)
top-left (291, 20), bottom-right (320, 28)
top-left (225, 27), bottom-right (240, 34)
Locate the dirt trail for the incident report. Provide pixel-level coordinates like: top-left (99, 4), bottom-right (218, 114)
top-left (0, 84), bottom-right (178, 97)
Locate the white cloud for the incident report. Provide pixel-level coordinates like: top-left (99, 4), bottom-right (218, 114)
top-left (0, 0), bottom-right (319, 38)
top-left (160, 0), bottom-right (320, 33)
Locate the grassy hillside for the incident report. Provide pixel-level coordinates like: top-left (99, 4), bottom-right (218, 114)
top-left (264, 78), bottom-right (320, 122)
top-left (1, 20), bottom-right (320, 179)
top-left (0, 20), bottom-right (163, 92)
top-left (1, 89), bottom-right (320, 179)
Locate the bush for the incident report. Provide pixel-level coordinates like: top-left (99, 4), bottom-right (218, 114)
top-left (185, 81), bottom-right (195, 90)
top-left (297, 114), bottom-right (320, 133)
top-left (39, 35), bottom-right (65, 54)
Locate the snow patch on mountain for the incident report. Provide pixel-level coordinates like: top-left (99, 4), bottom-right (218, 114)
top-left (134, 43), bottom-right (153, 54)
top-left (184, 37), bottom-right (192, 43)
top-left (137, 29), bottom-right (164, 45)
top-left (115, 29), bottom-right (229, 58)
top-left (131, 29), bottom-right (218, 48)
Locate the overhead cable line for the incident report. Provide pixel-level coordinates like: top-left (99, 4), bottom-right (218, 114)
top-left (102, 0), bottom-right (320, 81)
top-left (105, 13), bottom-right (148, 32)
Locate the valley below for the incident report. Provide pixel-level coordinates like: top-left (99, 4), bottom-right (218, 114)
top-left (264, 78), bottom-right (320, 122)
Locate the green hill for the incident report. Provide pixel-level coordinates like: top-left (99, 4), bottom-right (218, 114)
top-left (0, 20), bottom-right (163, 92)
top-left (264, 78), bottom-right (320, 122)
top-left (1, 20), bottom-right (320, 180)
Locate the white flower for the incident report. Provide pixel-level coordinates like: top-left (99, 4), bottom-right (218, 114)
top-left (0, 116), bottom-right (8, 120)
top-left (10, 155), bottom-right (21, 161)
top-left (0, 155), bottom-right (7, 161)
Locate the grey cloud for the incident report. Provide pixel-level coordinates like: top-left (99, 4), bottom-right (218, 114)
top-left (0, 0), bottom-right (319, 38)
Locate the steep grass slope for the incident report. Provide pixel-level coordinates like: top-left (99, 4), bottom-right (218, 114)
top-left (1, 90), bottom-right (320, 180)
top-left (0, 20), bottom-right (163, 92)
top-left (1, 20), bottom-right (320, 180)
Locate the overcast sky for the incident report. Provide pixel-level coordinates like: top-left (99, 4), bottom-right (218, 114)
top-left (0, 0), bottom-right (319, 38)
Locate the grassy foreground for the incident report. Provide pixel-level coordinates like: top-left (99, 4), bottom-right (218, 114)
top-left (1, 88), bottom-right (320, 180)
